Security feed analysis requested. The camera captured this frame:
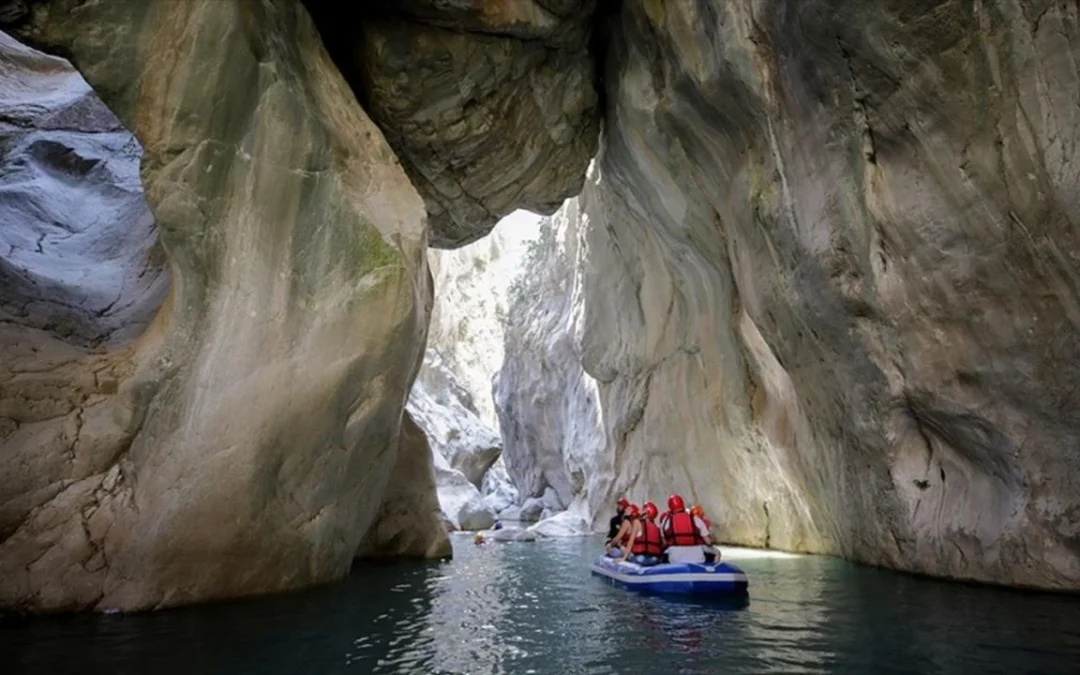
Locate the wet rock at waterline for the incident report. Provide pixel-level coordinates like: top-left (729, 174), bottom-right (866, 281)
top-left (486, 526), bottom-right (536, 543)
top-left (432, 451), bottom-right (497, 532)
top-left (481, 461), bottom-right (519, 514)
top-left (356, 412), bottom-right (452, 560)
top-left (1, 2), bottom-right (434, 612)
top-left (496, 1), bottom-right (1080, 590)
top-left (527, 509), bottom-right (592, 539)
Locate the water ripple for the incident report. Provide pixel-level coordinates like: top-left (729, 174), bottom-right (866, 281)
top-left (3, 537), bottom-right (1080, 674)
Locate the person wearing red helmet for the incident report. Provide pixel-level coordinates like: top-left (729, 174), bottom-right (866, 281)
top-left (691, 504), bottom-right (720, 563)
top-left (606, 497), bottom-right (630, 545)
top-left (627, 501), bottom-right (664, 566)
top-left (660, 493), bottom-right (713, 564)
top-left (607, 503), bottom-right (639, 558)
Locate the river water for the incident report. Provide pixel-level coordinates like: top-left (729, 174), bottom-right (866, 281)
top-left (3, 535), bottom-right (1079, 674)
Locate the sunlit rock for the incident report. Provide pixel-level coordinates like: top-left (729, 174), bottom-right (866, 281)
top-left (527, 506), bottom-right (592, 538)
top-left (487, 526), bottom-right (537, 543)
top-left (427, 210), bottom-right (545, 428)
top-left (481, 460), bottom-right (519, 514)
top-left (431, 450), bottom-right (497, 531)
top-left (408, 350), bottom-right (501, 487)
top-left (1, 1), bottom-right (432, 612)
top-left (496, 0), bottom-right (1080, 590)
top-left (495, 200), bottom-right (605, 518)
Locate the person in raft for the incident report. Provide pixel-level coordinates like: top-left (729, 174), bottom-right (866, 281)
top-left (624, 501), bottom-right (664, 566)
top-left (606, 497), bottom-right (630, 544)
top-left (606, 503), bottom-right (638, 558)
top-left (691, 504), bottom-right (720, 563)
top-left (659, 493), bottom-right (714, 564)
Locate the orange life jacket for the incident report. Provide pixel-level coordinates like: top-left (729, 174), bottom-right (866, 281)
top-left (631, 518), bottom-right (664, 556)
top-left (664, 510), bottom-right (705, 546)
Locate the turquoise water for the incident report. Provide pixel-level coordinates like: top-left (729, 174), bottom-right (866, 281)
top-left (3, 535), bottom-right (1080, 674)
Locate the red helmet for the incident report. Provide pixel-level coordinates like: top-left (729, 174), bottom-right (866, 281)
top-left (627, 503), bottom-right (640, 518)
top-left (668, 494), bottom-right (685, 512)
top-left (617, 497), bottom-right (630, 509)
top-left (643, 501), bottom-right (659, 520)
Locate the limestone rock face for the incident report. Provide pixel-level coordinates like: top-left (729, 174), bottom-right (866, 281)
top-left (495, 207), bottom-right (605, 513)
top-left (432, 450), bottom-right (497, 531)
top-left (528, 507), bottom-right (591, 538)
top-left (356, 411), bottom-right (452, 560)
top-left (1, 0), bottom-right (433, 612)
top-left (0, 30), bottom-right (164, 350)
top-left (481, 460), bottom-right (519, 514)
top-left (498, 1), bottom-right (1080, 589)
top-left (406, 350), bottom-right (501, 530)
top-left (304, 0), bottom-right (601, 246)
top-left (408, 350), bottom-right (501, 487)
top-left (427, 211), bottom-right (544, 428)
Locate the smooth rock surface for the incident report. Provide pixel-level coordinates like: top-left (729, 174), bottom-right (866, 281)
top-left (432, 450), bottom-right (497, 531)
top-left (497, 0), bottom-right (1080, 589)
top-left (486, 526), bottom-right (536, 543)
top-left (1, 1), bottom-right (434, 612)
top-left (481, 460), bottom-right (519, 514)
top-left (355, 411), bottom-right (452, 560)
top-left (518, 498), bottom-right (547, 523)
top-left (0, 30), bottom-right (166, 350)
top-left (527, 507), bottom-right (591, 538)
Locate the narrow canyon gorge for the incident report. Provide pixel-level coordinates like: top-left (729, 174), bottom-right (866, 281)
top-left (1, 0), bottom-right (1079, 614)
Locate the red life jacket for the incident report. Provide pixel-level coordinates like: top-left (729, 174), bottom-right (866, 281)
top-left (664, 510), bottom-right (705, 546)
top-left (631, 518), bottom-right (663, 556)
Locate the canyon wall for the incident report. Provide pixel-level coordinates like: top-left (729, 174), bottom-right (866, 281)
top-left (4, 0), bottom-right (1080, 609)
top-left (498, 0), bottom-right (1080, 589)
top-left (1, 0), bottom-right (600, 612)
top-left (0, 2), bottom-right (437, 612)
top-left (496, 203), bottom-right (605, 513)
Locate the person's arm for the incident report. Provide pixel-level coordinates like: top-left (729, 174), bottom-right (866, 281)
top-left (618, 521), bottom-right (639, 562)
top-left (609, 518), bottom-right (626, 550)
top-left (693, 515), bottom-right (714, 545)
top-left (610, 520), bottom-right (629, 554)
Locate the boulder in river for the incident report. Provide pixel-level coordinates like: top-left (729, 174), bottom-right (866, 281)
top-left (432, 450), bottom-right (497, 532)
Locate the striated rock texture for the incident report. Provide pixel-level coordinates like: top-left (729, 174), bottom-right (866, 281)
top-left (427, 210), bottom-right (544, 428)
top-left (408, 349), bottom-right (501, 487)
top-left (304, 0), bottom-right (601, 246)
top-left (496, 207), bottom-right (605, 513)
top-left (355, 411), bottom-right (452, 559)
top-left (498, 1), bottom-right (1080, 589)
top-left (406, 349), bottom-right (500, 530)
top-left (1, 0), bottom-right (435, 612)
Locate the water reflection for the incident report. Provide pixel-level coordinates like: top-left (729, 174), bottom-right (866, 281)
top-left (2, 537), bottom-right (1079, 675)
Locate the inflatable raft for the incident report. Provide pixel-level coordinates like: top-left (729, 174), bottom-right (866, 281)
top-left (590, 555), bottom-right (749, 596)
